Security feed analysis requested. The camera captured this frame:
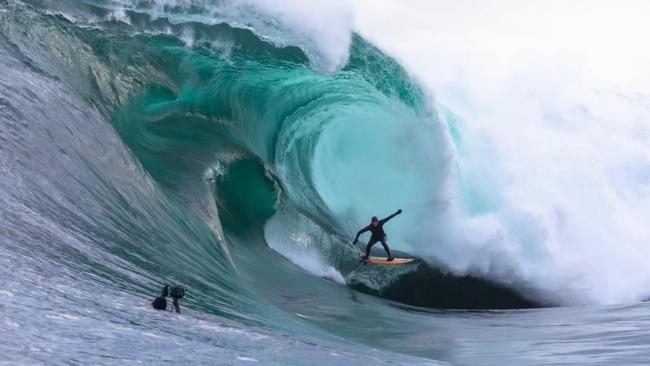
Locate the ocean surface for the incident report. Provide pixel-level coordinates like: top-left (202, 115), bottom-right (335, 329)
top-left (2, 1), bottom-right (650, 365)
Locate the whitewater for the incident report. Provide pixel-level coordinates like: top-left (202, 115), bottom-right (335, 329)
top-left (2, 0), bottom-right (650, 365)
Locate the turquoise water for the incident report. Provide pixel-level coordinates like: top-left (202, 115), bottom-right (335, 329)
top-left (2, 1), bottom-right (650, 365)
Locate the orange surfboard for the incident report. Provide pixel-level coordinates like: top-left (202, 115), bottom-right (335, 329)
top-left (363, 257), bottom-right (416, 265)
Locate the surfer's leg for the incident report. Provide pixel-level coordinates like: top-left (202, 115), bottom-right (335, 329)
top-left (380, 236), bottom-right (393, 260)
top-left (365, 238), bottom-right (378, 258)
top-left (172, 297), bottom-right (181, 314)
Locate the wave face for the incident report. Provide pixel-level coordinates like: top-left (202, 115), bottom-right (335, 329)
top-left (0, 0), bottom-right (518, 363)
top-left (3, 0), bottom-right (650, 365)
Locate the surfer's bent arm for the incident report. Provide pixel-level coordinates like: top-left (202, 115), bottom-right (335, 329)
top-left (353, 226), bottom-right (370, 243)
top-left (380, 209), bottom-right (402, 224)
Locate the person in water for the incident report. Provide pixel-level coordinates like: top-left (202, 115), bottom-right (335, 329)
top-left (151, 285), bottom-right (185, 313)
top-left (152, 285), bottom-right (169, 311)
top-left (353, 209), bottom-right (402, 261)
top-left (170, 285), bottom-right (185, 314)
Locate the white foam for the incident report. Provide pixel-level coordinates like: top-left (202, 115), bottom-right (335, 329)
top-left (5, 320), bottom-right (19, 328)
top-left (0, 290), bottom-right (15, 297)
top-left (275, 244), bottom-right (347, 285)
top-left (107, 8), bottom-right (130, 24)
top-left (229, 0), bottom-right (354, 73)
top-left (350, 0), bottom-right (650, 305)
top-left (108, 0), bottom-right (355, 73)
top-left (264, 211), bottom-right (347, 285)
top-left (236, 356), bottom-right (258, 362)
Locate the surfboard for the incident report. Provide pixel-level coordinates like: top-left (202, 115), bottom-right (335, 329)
top-left (362, 257), bottom-right (416, 265)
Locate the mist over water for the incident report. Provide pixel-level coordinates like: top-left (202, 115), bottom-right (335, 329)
top-left (350, 0), bottom-right (650, 305)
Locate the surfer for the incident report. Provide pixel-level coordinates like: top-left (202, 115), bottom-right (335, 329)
top-left (170, 285), bottom-right (185, 314)
top-left (151, 285), bottom-right (185, 313)
top-left (353, 209), bottom-right (402, 261)
top-left (151, 285), bottom-right (169, 311)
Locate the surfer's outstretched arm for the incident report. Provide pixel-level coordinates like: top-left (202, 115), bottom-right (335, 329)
top-left (380, 209), bottom-right (402, 224)
top-left (353, 226), bottom-right (370, 244)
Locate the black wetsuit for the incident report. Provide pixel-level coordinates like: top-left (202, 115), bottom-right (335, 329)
top-left (152, 295), bottom-right (167, 311)
top-left (172, 297), bottom-right (181, 314)
top-left (152, 285), bottom-right (169, 311)
top-left (354, 211), bottom-right (401, 258)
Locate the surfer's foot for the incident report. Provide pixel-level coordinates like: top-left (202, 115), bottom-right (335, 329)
top-left (386, 257), bottom-right (394, 261)
top-left (360, 255), bottom-right (369, 262)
